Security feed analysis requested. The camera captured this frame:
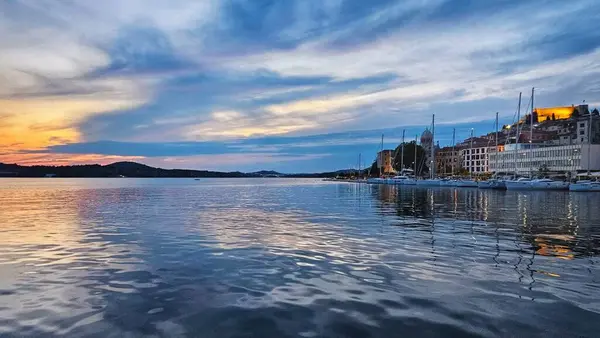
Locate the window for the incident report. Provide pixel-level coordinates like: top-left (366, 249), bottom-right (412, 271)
top-left (582, 138), bottom-right (585, 142)
top-left (580, 130), bottom-right (585, 135)
top-left (580, 123), bottom-right (585, 127)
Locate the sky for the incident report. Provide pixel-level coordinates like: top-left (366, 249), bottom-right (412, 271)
top-left (1, 0), bottom-right (599, 173)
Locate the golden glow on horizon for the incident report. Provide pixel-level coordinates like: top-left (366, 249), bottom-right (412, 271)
top-left (0, 96), bottom-right (144, 164)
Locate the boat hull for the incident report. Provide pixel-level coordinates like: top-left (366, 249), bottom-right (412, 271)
top-left (530, 181), bottom-right (569, 190)
top-left (416, 179), bottom-right (441, 187)
top-left (505, 181), bottom-right (531, 190)
top-left (506, 180), bottom-right (569, 190)
top-left (393, 179), bottom-right (417, 185)
top-left (569, 183), bottom-right (600, 192)
top-left (478, 180), bottom-right (506, 189)
top-left (455, 180), bottom-right (478, 188)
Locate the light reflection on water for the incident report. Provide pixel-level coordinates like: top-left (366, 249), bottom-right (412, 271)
top-left (0, 178), bottom-right (599, 337)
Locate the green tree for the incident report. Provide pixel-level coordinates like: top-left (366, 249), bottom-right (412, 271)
top-left (391, 141), bottom-right (429, 176)
top-left (538, 164), bottom-right (549, 177)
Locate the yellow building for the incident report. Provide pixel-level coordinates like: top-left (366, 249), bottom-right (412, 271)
top-left (377, 150), bottom-right (395, 175)
top-left (535, 107), bottom-right (575, 121)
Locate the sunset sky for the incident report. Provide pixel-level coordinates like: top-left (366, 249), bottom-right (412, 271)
top-left (1, 0), bottom-right (599, 172)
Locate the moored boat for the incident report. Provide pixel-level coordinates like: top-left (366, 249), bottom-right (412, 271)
top-left (570, 180), bottom-right (600, 192)
top-left (529, 178), bottom-right (569, 190)
top-left (391, 175), bottom-right (417, 185)
top-left (455, 179), bottom-right (478, 188)
top-left (505, 177), bottom-right (532, 190)
top-left (416, 179), bottom-right (442, 186)
top-left (478, 179), bottom-right (506, 189)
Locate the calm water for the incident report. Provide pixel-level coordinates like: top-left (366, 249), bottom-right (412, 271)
top-left (1, 178), bottom-right (599, 337)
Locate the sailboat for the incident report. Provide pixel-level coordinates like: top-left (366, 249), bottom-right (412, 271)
top-left (505, 91), bottom-right (532, 190)
top-left (392, 130), bottom-right (417, 185)
top-left (417, 114), bottom-right (442, 186)
top-left (479, 112), bottom-right (507, 189)
top-left (506, 88), bottom-right (569, 190)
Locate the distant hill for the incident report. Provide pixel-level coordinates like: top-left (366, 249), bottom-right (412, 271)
top-left (0, 161), bottom-right (343, 178)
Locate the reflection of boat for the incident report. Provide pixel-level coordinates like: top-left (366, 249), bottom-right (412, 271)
top-left (569, 180), bottom-right (600, 192)
top-left (391, 175), bottom-right (417, 185)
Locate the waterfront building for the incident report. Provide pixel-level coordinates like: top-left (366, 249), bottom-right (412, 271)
top-left (488, 144), bottom-right (600, 174)
top-left (377, 150), bottom-right (395, 175)
top-left (436, 146), bottom-right (462, 175)
top-left (462, 145), bottom-right (497, 174)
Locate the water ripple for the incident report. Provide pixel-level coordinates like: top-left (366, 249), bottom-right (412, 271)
top-left (0, 178), bottom-right (599, 337)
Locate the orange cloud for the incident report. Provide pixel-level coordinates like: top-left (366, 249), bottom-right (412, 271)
top-left (0, 96), bottom-right (144, 153)
top-left (0, 153), bottom-right (145, 166)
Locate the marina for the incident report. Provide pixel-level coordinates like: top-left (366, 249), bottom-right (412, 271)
top-left (339, 88), bottom-right (600, 192)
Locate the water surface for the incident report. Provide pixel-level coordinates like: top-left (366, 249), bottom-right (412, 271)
top-left (1, 178), bottom-right (599, 337)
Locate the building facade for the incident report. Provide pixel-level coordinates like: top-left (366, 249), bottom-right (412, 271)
top-left (461, 146), bottom-right (497, 174)
top-left (377, 150), bottom-right (395, 175)
top-left (436, 146), bottom-right (462, 175)
top-left (488, 144), bottom-right (600, 174)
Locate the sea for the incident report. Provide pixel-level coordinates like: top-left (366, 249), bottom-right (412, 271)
top-left (0, 178), bottom-right (599, 337)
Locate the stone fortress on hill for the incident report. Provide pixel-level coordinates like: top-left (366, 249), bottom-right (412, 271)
top-left (377, 104), bottom-right (600, 177)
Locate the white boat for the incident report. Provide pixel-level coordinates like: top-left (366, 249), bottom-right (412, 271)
top-left (367, 178), bottom-right (385, 184)
top-left (416, 179), bottom-right (442, 186)
top-left (478, 179), bottom-right (506, 189)
top-left (530, 178), bottom-right (569, 190)
top-left (505, 177), bottom-right (532, 190)
top-left (439, 179), bottom-right (456, 187)
top-left (570, 180), bottom-right (600, 192)
top-left (391, 175), bottom-right (417, 185)
top-left (454, 179), bottom-right (478, 188)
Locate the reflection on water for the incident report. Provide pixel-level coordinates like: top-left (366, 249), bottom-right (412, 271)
top-left (0, 178), bottom-right (599, 337)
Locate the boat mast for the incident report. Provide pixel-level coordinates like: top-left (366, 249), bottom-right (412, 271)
top-left (431, 114), bottom-right (436, 179)
top-left (380, 134), bottom-right (384, 177)
top-left (401, 129), bottom-right (405, 173)
top-left (358, 153), bottom-right (362, 178)
top-left (588, 109), bottom-right (593, 176)
top-left (515, 92), bottom-right (522, 177)
top-left (530, 87), bottom-right (534, 178)
top-left (452, 128), bottom-right (456, 176)
top-left (414, 134), bottom-right (418, 177)
top-left (495, 112), bottom-right (499, 176)
top-left (470, 128), bottom-right (474, 180)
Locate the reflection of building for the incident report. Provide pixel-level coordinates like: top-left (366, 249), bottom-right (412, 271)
top-left (377, 150), bottom-right (395, 174)
top-left (489, 144), bottom-right (600, 174)
top-left (436, 146), bottom-right (462, 175)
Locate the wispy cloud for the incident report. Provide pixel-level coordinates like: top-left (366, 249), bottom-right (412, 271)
top-left (1, 0), bottom-right (599, 171)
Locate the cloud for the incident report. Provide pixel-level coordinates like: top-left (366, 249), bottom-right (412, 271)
top-left (1, 0), bottom-right (600, 171)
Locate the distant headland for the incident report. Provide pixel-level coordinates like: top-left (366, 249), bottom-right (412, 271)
top-left (0, 161), bottom-right (346, 178)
